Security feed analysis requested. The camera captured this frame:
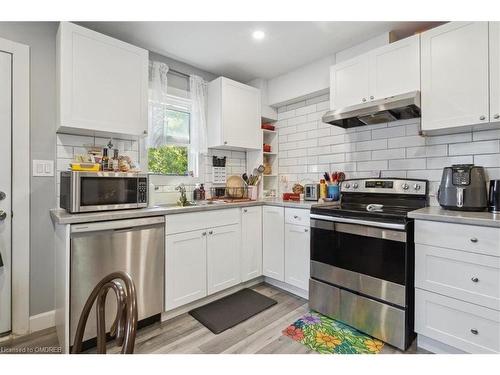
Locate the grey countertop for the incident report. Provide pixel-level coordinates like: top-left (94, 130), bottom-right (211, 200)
top-left (50, 198), bottom-right (324, 225)
top-left (408, 207), bottom-right (500, 228)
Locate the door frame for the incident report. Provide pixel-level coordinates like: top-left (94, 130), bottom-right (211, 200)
top-left (0, 36), bottom-right (30, 335)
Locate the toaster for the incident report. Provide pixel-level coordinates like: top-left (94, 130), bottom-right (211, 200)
top-left (304, 184), bottom-right (320, 201)
top-left (437, 164), bottom-right (488, 211)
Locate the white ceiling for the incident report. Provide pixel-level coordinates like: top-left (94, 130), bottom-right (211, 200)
top-left (80, 21), bottom-right (442, 82)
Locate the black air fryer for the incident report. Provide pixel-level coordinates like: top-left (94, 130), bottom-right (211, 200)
top-left (437, 164), bottom-right (488, 211)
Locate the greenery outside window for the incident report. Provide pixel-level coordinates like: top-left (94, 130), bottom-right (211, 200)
top-left (148, 96), bottom-right (193, 176)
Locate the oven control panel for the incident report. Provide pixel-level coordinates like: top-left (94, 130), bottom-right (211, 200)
top-left (341, 178), bottom-right (427, 195)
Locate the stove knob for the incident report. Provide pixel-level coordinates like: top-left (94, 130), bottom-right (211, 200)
top-left (413, 184), bottom-right (421, 191)
top-left (352, 183), bottom-right (358, 189)
top-left (401, 183), bottom-right (409, 190)
top-left (344, 183), bottom-right (350, 189)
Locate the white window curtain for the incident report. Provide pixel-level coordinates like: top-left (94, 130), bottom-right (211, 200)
top-left (189, 74), bottom-right (208, 177)
top-left (148, 61), bottom-right (169, 147)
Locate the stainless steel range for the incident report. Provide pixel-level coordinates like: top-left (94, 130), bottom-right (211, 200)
top-left (309, 178), bottom-right (428, 350)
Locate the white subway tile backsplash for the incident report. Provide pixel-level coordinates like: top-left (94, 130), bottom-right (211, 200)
top-left (372, 126), bottom-right (405, 139)
top-left (388, 135), bottom-right (425, 148)
top-left (357, 160), bottom-right (388, 171)
top-left (372, 148), bottom-right (405, 161)
top-left (276, 94), bottom-right (500, 203)
top-left (356, 139), bottom-right (387, 151)
top-left (426, 155), bottom-right (474, 169)
top-left (448, 140), bottom-right (500, 156)
top-left (474, 154), bottom-right (500, 167)
top-left (389, 158), bottom-right (426, 170)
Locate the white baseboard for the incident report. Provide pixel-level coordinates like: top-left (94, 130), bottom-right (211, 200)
top-left (417, 334), bottom-right (466, 354)
top-left (264, 277), bottom-right (308, 300)
top-left (29, 310), bottom-right (56, 333)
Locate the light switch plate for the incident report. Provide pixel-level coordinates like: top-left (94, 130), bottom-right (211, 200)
top-left (32, 160), bottom-right (54, 177)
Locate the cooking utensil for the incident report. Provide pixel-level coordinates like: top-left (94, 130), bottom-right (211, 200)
top-left (242, 173), bottom-right (249, 184)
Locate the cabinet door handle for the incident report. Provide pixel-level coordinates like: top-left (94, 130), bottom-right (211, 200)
top-left (293, 215), bottom-right (298, 219)
top-left (470, 328), bottom-right (478, 335)
top-left (470, 237), bottom-right (478, 243)
top-left (362, 98), bottom-right (367, 103)
top-left (243, 209), bottom-right (248, 213)
top-left (370, 95), bottom-right (374, 100)
top-left (479, 115), bottom-right (486, 121)
top-left (304, 228), bottom-right (309, 232)
top-left (471, 277), bottom-right (479, 283)
top-left (202, 232), bottom-right (207, 236)
top-left (208, 230), bottom-right (213, 235)
top-left (494, 114), bottom-right (500, 119)
top-left (224, 141), bottom-right (228, 145)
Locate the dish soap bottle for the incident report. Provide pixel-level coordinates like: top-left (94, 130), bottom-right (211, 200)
top-left (319, 179), bottom-right (327, 199)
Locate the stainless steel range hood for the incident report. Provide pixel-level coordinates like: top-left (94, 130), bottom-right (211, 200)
top-left (322, 91), bottom-right (421, 129)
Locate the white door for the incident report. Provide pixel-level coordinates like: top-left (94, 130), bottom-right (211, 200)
top-left (165, 230), bottom-right (207, 310)
top-left (207, 224), bottom-right (241, 294)
top-left (370, 34), bottom-right (420, 101)
top-left (490, 22), bottom-right (500, 123)
top-left (421, 22), bottom-right (490, 132)
top-left (222, 78), bottom-right (261, 150)
top-left (0, 51), bottom-right (12, 334)
top-left (284, 224), bottom-right (310, 291)
top-left (262, 206), bottom-right (284, 281)
top-left (330, 57), bottom-right (370, 110)
top-left (241, 207), bottom-right (262, 282)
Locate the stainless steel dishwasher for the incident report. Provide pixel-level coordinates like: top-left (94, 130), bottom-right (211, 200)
top-left (69, 216), bottom-right (164, 346)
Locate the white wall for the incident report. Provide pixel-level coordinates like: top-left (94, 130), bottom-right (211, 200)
top-left (267, 33), bottom-right (392, 107)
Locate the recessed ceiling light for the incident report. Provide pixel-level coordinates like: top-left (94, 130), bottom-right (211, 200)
top-left (252, 30), bottom-right (266, 41)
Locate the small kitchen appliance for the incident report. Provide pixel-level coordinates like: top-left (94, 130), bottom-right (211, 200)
top-left (437, 164), bottom-right (488, 211)
top-left (304, 184), bottom-right (320, 201)
top-left (60, 171), bottom-right (148, 213)
top-left (488, 179), bottom-right (500, 213)
top-left (309, 178), bottom-right (428, 350)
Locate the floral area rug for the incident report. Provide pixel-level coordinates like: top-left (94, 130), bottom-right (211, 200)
top-left (282, 311), bottom-right (384, 354)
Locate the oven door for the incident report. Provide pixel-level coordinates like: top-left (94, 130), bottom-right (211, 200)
top-left (310, 215), bottom-right (408, 307)
top-left (74, 172), bottom-right (144, 212)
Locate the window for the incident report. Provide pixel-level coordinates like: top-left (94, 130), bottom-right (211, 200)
top-left (148, 95), bottom-right (193, 176)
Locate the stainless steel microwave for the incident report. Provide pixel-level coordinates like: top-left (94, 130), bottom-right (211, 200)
top-left (60, 171), bottom-right (148, 213)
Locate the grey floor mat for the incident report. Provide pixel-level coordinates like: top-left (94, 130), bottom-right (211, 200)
top-left (188, 288), bottom-right (278, 334)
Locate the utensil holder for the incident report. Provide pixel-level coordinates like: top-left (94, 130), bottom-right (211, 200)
top-left (247, 185), bottom-right (259, 200)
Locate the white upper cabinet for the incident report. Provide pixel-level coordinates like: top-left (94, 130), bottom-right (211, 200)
top-left (241, 207), bottom-right (263, 282)
top-left (330, 58), bottom-right (370, 110)
top-left (57, 22), bottom-right (148, 138)
top-left (208, 77), bottom-right (261, 150)
top-left (421, 22), bottom-right (490, 132)
top-left (490, 22), bottom-right (500, 123)
top-left (330, 35), bottom-right (420, 110)
top-left (370, 34), bottom-right (420, 100)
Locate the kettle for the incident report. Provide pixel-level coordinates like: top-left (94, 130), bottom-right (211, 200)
top-left (437, 164), bottom-right (488, 211)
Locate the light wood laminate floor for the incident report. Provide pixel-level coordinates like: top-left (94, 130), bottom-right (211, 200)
top-left (0, 283), bottom-right (423, 354)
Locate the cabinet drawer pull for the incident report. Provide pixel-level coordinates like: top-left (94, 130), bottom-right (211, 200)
top-left (209, 230), bottom-right (213, 235)
top-left (362, 98), bottom-right (367, 102)
top-left (243, 209), bottom-right (248, 213)
top-left (471, 277), bottom-right (479, 283)
top-left (293, 215), bottom-right (299, 219)
top-left (494, 114), bottom-right (500, 120)
top-left (479, 115), bottom-right (486, 121)
top-left (470, 237), bottom-right (478, 243)
top-left (370, 95), bottom-right (374, 100)
top-left (202, 232), bottom-right (207, 236)
top-left (470, 328), bottom-right (478, 335)
top-left (304, 228), bottom-right (309, 232)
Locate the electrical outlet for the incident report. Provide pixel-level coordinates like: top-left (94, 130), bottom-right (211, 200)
top-left (32, 160), bottom-right (54, 177)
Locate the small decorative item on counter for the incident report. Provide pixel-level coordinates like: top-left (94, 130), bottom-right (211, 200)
top-left (263, 144), bottom-right (272, 153)
top-left (112, 149), bottom-right (120, 172)
top-left (263, 157), bottom-right (272, 175)
top-left (261, 123), bottom-right (275, 131)
top-left (292, 183), bottom-right (304, 195)
top-left (70, 163), bottom-right (100, 172)
top-left (283, 192), bottom-right (301, 201)
top-left (319, 179), bottom-right (327, 199)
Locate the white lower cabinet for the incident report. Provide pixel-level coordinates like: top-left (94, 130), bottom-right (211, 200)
top-left (165, 229), bottom-right (207, 310)
top-left (284, 223), bottom-right (310, 291)
top-left (262, 206), bottom-right (285, 281)
top-left (241, 207), bottom-right (263, 282)
top-left (414, 219), bottom-right (500, 353)
top-left (207, 224), bottom-right (241, 294)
